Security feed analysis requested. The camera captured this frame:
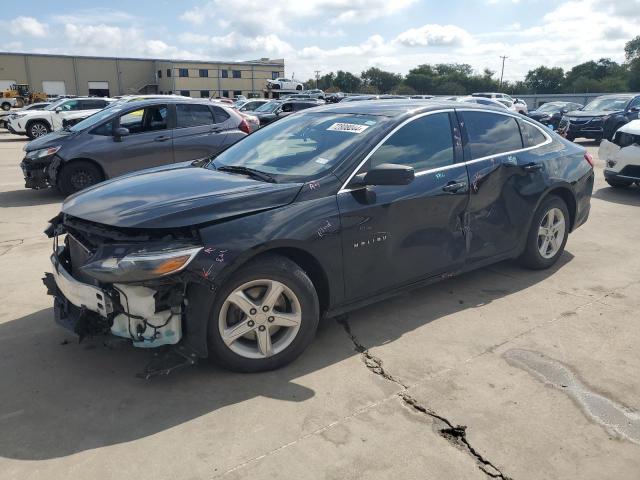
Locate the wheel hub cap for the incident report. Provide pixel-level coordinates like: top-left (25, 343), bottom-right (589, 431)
top-left (218, 279), bottom-right (302, 359)
top-left (537, 207), bottom-right (565, 259)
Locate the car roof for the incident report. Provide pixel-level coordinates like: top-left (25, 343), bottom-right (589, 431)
top-left (305, 99), bottom-right (503, 117)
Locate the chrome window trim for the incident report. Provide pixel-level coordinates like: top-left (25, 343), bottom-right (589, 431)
top-left (338, 108), bottom-right (552, 194)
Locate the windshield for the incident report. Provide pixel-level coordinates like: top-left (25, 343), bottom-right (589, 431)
top-left (210, 113), bottom-right (382, 182)
top-left (44, 99), bottom-right (67, 111)
top-left (537, 103), bottom-right (563, 113)
top-left (69, 107), bottom-right (121, 132)
top-left (583, 97), bottom-right (631, 112)
top-left (255, 101), bottom-right (280, 113)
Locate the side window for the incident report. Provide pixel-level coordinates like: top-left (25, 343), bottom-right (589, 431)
top-left (119, 105), bottom-right (167, 134)
top-left (84, 100), bottom-right (107, 109)
top-left (211, 106), bottom-right (230, 123)
top-left (176, 104), bottom-right (215, 128)
top-left (369, 113), bottom-right (454, 171)
top-left (91, 120), bottom-right (113, 136)
top-left (60, 100), bottom-right (79, 111)
top-left (461, 111), bottom-right (522, 159)
top-left (518, 119), bottom-right (547, 148)
top-left (281, 103), bottom-right (294, 113)
top-left (628, 96), bottom-right (640, 110)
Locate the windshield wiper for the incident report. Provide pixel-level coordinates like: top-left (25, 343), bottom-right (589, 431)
top-left (217, 165), bottom-right (277, 183)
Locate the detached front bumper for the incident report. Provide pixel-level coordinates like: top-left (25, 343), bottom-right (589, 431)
top-left (604, 168), bottom-right (640, 182)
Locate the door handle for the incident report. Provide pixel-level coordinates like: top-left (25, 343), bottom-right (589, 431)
top-left (154, 135), bottom-right (170, 142)
top-left (522, 162), bottom-right (543, 173)
top-left (209, 127), bottom-right (223, 133)
top-left (442, 181), bottom-right (467, 193)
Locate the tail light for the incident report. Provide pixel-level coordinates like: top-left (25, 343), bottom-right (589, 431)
top-left (239, 118), bottom-right (251, 134)
top-left (584, 152), bottom-right (594, 167)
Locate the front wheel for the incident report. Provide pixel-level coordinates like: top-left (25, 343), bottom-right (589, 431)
top-left (519, 195), bottom-right (569, 270)
top-left (296, 85), bottom-right (303, 90)
top-left (1, 102), bottom-right (11, 111)
top-left (27, 121), bottom-right (50, 139)
top-left (207, 254), bottom-right (319, 372)
top-left (56, 160), bottom-right (104, 196)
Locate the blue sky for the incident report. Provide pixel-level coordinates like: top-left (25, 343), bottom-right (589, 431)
top-left (1, 0), bottom-right (637, 82)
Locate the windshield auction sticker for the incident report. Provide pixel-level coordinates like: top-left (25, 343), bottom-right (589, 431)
top-left (327, 123), bottom-right (370, 133)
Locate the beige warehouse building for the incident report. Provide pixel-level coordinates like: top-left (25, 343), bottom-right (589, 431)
top-left (0, 52), bottom-right (285, 99)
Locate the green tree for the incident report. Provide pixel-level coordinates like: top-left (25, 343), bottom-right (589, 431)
top-left (361, 67), bottom-right (402, 93)
top-left (333, 70), bottom-right (361, 92)
top-left (624, 35), bottom-right (640, 60)
top-left (524, 66), bottom-right (565, 93)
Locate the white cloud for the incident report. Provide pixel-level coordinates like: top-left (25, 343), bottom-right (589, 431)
top-left (395, 24), bottom-right (472, 47)
top-left (9, 16), bottom-right (48, 37)
top-left (180, 31), bottom-right (293, 57)
top-left (180, 0), bottom-right (415, 34)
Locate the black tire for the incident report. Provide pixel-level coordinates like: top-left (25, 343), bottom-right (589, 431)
top-left (296, 85), bottom-right (303, 90)
top-left (57, 160), bottom-right (104, 196)
top-left (606, 178), bottom-right (633, 188)
top-left (26, 120), bottom-right (51, 139)
top-left (1, 102), bottom-right (11, 111)
top-left (206, 254), bottom-right (320, 372)
top-left (519, 195), bottom-right (570, 270)
top-left (271, 84), bottom-right (280, 90)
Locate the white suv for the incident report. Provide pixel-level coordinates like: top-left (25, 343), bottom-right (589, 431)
top-left (266, 78), bottom-right (303, 91)
top-left (7, 97), bottom-right (112, 139)
top-left (600, 119), bottom-right (640, 188)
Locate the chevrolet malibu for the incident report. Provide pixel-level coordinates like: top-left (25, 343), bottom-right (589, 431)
top-left (43, 101), bottom-right (594, 376)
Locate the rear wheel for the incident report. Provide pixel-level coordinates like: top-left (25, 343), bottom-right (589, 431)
top-left (27, 121), bottom-right (50, 139)
top-left (606, 178), bottom-right (633, 188)
top-left (1, 102), bottom-right (11, 111)
top-left (57, 160), bottom-right (104, 196)
top-left (296, 85), bottom-right (303, 90)
top-left (206, 254), bottom-right (319, 372)
top-left (520, 195), bottom-right (569, 270)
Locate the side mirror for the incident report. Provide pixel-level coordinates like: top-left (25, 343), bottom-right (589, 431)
top-left (561, 108), bottom-right (568, 114)
top-left (54, 107), bottom-right (62, 113)
top-left (113, 127), bottom-right (130, 141)
top-left (351, 163), bottom-right (415, 187)
top-left (630, 106), bottom-right (640, 113)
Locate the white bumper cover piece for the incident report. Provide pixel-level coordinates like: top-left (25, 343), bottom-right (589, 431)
top-left (50, 254), bottom-right (113, 317)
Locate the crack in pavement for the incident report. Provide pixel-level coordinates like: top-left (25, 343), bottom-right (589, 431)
top-left (0, 238), bottom-right (24, 257)
top-left (336, 315), bottom-right (513, 480)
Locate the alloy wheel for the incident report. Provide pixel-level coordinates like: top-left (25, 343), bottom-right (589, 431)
top-left (218, 279), bottom-right (302, 359)
top-left (31, 123), bottom-right (48, 137)
top-left (537, 207), bottom-right (565, 259)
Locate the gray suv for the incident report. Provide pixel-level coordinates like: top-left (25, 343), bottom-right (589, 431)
top-left (21, 99), bottom-right (250, 195)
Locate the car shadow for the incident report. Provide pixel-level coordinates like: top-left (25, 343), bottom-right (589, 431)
top-left (0, 188), bottom-right (63, 207)
top-left (0, 253), bottom-right (573, 461)
top-left (592, 184), bottom-right (640, 206)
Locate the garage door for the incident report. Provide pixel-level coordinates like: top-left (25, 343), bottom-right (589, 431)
top-left (88, 81), bottom-right (109, 97)
top-left (42, 81), bottom-right (66, 96)
top-left (0, 80), bottom-right (17, 90)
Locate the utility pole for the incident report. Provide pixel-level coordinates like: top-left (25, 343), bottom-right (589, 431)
top-left (499, 56), bottom-right (508, 89)
top-left (314, 70), bottom-right (321, 89)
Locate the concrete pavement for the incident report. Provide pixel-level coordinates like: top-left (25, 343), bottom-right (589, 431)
top-left (0, 130), bottom-right (638, 479)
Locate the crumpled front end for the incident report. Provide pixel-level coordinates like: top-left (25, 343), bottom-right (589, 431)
top-left (599, 133), bottom-right (640, 182)
top-left (43, 213), bottom-right (212, 375)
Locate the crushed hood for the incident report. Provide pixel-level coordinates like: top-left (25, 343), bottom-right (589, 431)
top-left (62, 163), bottom-right (303, 229)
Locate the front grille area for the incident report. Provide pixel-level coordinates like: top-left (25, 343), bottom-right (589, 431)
top-left (620, 165), bottom-right (640, 179)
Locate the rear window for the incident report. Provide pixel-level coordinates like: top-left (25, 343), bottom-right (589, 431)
top-left (461, 111), bottom-right (523, 159)
top-left (176, 104), bottom-right (215, 128)
top-left (518, 119), bottom-right (547, 147)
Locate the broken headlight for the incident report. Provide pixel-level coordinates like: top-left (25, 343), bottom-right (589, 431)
top-left (81, 245), bottom-right (202, 283)
top-left (25, 146), bottom-right (61, 160)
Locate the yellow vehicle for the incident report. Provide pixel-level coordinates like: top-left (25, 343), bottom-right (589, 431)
top-left (1, 84), bottom-right (48, 110)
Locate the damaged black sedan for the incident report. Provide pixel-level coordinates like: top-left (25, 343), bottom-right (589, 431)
top-left (43, 100), bottom-right (594, 376)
